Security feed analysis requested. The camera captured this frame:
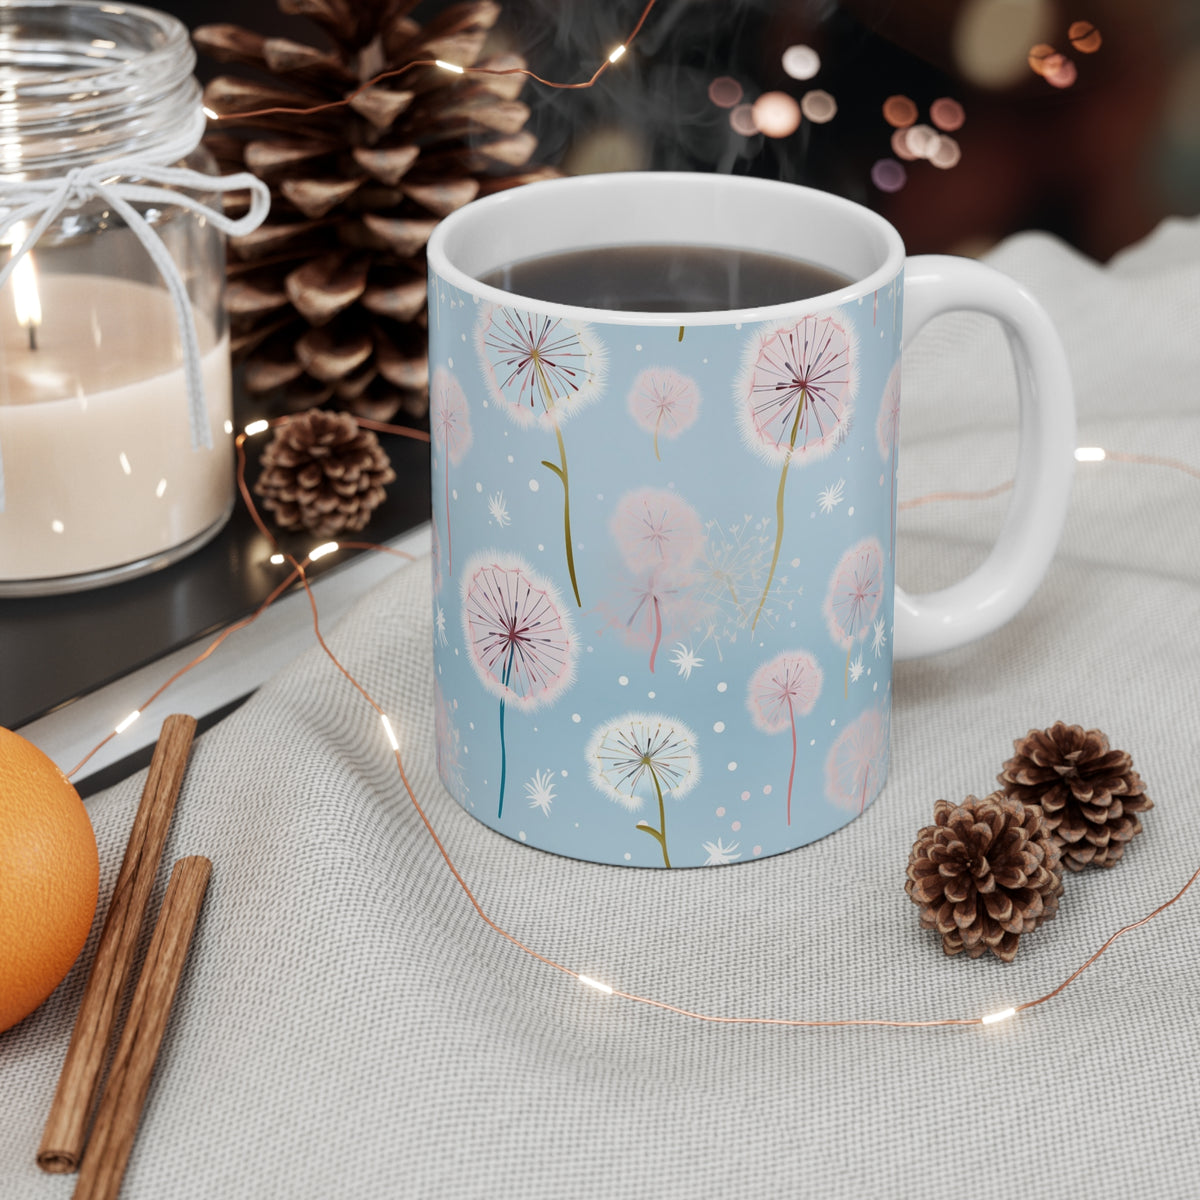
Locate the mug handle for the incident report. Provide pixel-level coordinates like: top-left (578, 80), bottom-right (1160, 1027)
top-left (893, 255), bottom-right (1076, 660)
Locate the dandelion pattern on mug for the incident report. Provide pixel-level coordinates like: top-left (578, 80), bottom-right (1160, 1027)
top-left (430, 274), bottom-right (903, 867)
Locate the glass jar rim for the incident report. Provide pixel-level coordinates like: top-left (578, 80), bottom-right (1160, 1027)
top-left (0, 0), bottom-right (201, 175)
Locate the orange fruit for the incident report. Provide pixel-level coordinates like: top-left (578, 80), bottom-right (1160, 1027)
top-left (0, 727), bottom-right (99, 1034)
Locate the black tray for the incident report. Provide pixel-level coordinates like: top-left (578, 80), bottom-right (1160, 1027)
top-left (0, 431), bottom-right (430, 731)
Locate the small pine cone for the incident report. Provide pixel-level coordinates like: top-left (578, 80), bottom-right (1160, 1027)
top-left (906, 794), bottom-right (1064, 962)
top-left (254, 409), bottom-right (396, 538)
top-left (998, 722), bottom-right (1152, 872)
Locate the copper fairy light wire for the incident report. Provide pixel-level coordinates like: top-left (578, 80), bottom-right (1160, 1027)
top-left (57, 0), bottom-right (1200, 1035)
top-left (64, 419), bottom-right (431, 779)
top-left (897, 450), bottom-right (1200, 513)
top-left (206, 0), bottom-right (661, 124)
top-left (67, 413), bottom-right (1200, 1033)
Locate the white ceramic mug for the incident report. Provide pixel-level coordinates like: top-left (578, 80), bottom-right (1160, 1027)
top-left (426, 172), bottom-right (1075, 867)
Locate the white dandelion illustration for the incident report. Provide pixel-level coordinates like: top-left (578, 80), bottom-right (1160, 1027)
top-left (817, 478), bottom-right (846, 513)
top-left (587, 712), bottom-right (699, 868)
top-left (475, 304), bottom-right (607, 606)
top-left (702, 838), bottom-right (742, 866)
top-left (872, 617), bottom-right (887, 658)
top-left (525, 768), bottom-right (557, 817)
top-left (668, 642), bottom-right (704, 680)
top-left (488, 491), bottom-right (511, 527)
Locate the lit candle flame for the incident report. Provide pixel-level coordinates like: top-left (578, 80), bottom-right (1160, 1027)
top-left (7, 222), bottom-right (42, 350)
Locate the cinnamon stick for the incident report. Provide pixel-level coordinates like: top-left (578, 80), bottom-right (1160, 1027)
top-left (73, 857), bottom-right (212, 1200)
top-left (38, 714), bottom-right (197, 1174)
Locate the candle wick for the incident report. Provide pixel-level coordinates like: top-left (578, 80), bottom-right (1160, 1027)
top-left (27, 323), bottom-right (37, 352)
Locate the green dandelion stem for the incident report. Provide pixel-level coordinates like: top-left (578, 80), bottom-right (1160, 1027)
top-left (533, 357), bottom-right (582, 607)
top-left (634, 765), bottom-right (672, 868)
top-left (751, 390), bottom-right (807, 633)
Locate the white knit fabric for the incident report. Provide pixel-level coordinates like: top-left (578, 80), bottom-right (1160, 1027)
top-left (2, 220), bottom-right (1199, 1200)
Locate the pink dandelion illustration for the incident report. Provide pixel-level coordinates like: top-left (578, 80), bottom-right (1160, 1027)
top-left (476, 304), bottom-right (607, 607)
top-left (430, 367), bottom-right (472, 576)
top-left (876, 362), bottom-right (902, 562)
top-left (587, 711), bottom-right (700, 868)
top-left (461, 554), bottom-right (576, 818)
top-left (736, 314), bottom-right (856, 631)
top-left (825, 706), bottom-right (889, 813)
top-left (627, 367), bottom-right (701, 460)
top-left (611, 488), bottom-right (705, 575)
top-left (824, 537), bottom-right (884, 695)
top-left (617, 565), bottom-right (700, 674)
top-left (747, 650), bottom-right (824, 825)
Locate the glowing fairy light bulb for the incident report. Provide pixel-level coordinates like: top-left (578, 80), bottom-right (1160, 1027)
top-left (578, 974), bottom-right (614, 995)
top-left (114, 710), bottom-right (141, 735)
top-left (435, 59), bottom-right (465, 74)
top-left (381, 714), bottom-right (400, 751)
top-left (1075, 446), bottom-right (1107, 462)
top-left (244, 419), bottom-right (270, 436)
top-left (309, 541), bottom-right (339, 561)
top-left (981, 1007), bottom-right (1017, 1025)
top-left (608, 44), bottom-right (626, 63)
top-left (202, 105), bottom-right (219, 120)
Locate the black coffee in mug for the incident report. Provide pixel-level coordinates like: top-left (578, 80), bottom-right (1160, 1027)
top-left (478, 244), bottom-right (852, 312)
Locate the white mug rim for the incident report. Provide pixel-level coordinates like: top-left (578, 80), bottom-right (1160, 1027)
top-left (427, 171), bottom-right (907, 328)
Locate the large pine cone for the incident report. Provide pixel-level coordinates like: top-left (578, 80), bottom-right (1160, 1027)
top-left (997, 722), bottom-right (1152, 871)
top-left (254, 409), bottom-right (396, 537)
top-left (906, 794), bottom-right (1064, 962)
top-left (195, 0), bottom-right (556, 422)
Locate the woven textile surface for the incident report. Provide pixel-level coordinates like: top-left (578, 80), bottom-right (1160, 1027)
top-left (2, 219), bottom-right (1198, 1199)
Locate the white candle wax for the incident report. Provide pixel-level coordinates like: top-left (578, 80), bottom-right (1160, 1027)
top-left (0, 274), bottom-right (233, 583)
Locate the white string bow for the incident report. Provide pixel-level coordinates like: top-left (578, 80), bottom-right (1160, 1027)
top-left (0, 159), bottom-right (271, 512)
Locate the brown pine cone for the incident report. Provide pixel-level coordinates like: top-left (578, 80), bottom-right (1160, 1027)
top-left (997, 722), bottom-right (1152, 871)
top-left (195, 1), bottom-right (556, 422)
top-left (906, 794), bottom-right (1064, 962)
top-left (254, 409), bottom-right (395, 537)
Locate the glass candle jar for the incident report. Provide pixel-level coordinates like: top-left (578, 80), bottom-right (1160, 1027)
top-left (0, 1), bottom-right (250, 595)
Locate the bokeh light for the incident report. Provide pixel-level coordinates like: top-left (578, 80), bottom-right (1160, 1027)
top-left (870, 158), bottom-right (907, 193)
top-left (928, 135), bottom-right (962, 169)
top-left (708, 76), bottom-right (743, 108)
top-left (1028, 43), bottom-right (1056, 75)
top-left (752, 91), bottom-right (802, 137)
top-left (800, 89), bottom-right (838, 123)
top-left (904, 123), bottom-right (939, 158)
top-left (930, 98), bottom-right (965, 132)
top-left (882, 95), bottom-right (918, 128)
top-left (954, 0), bottom-right (1054, 89)
top-left (729, 103), bottom-right (758, 136)
top-left (1044, 54), bottom-right (1078, 88)
top-left (781, 44), bottom-right (821, 81)
top-left (1069, 20), bottom-right (1102, 53)
top-left (890, 127), bottom-right (918, 161)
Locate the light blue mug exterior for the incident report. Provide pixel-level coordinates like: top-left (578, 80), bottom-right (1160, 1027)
top-left (429, 176), bottom-right (903, 868)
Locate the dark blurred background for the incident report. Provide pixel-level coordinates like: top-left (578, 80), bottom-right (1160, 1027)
top-left (171, 0), bottom-right (1200, 263)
